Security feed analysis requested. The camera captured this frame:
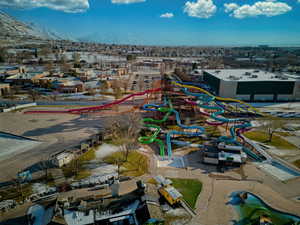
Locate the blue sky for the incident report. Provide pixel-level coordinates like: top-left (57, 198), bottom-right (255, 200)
top-left (1, 0), bottom-right (300, 46)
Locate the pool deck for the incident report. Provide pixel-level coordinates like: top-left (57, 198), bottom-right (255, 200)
top-left (256, 162), bottom-right (296, 181)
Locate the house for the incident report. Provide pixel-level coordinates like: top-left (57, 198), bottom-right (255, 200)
top-left (70, 68), bottom-right (93, 82)
top-left (53, 78), bottom-right (85, 93)
top-left (5, 71), bottom-right (48, 85)
top-left (53, 152), bottom-right (75, 167)
top-left (0, 66), bottom-right (25, 81)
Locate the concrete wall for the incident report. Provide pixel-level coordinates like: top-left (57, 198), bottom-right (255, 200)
top-left (278, 95), bottom-right (294, 101)
top-left (219, 80), bottom-right (237, 98)
top-left (254, 95), bottom-right (274, 101)
top-left (293, 81), bottom-right (300, 100)
top-left (236, 95), bottom-right (250, 101)
top-left (220, 80), bottom-right (300, 101)
top-left (2, 103), bottom-right (37, 112)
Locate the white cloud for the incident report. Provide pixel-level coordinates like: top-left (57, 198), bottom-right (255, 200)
top-left (225, 1), bottom-right (292, 19)
top-left (184, 0), bottom-right (217, 19)
top-left (0, 0), bottom-right (89, 13)
top-left (160, 12), bottom-right (174, 18)
top-left (111, 0), bottom-right (145, 4)
top-left (224, 3), bottom-right (238, 13)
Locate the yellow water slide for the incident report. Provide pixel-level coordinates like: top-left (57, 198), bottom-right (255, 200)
top-left (172, 81), bottom-right (268, 116)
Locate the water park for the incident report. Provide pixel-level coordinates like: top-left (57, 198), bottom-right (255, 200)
top-left (2, 73), bottom-right (300, 225)
top-left (23, 73), bottom-right (300, 178)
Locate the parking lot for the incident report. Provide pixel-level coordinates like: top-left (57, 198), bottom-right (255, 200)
top-left (129, 73), bottom-right (161, 92)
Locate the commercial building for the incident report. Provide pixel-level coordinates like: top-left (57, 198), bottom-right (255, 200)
top-left (52, 152), bottom-right (75, 167)
top-left (203, 69), bottom-right (300, 101)
top-left (203, 143), bottom-right (247, 166)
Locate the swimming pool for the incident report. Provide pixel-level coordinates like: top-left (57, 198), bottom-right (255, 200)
top-left (228, 191), bottom-right (300, 225)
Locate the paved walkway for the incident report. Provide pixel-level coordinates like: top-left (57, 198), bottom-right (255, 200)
top-left (140, 145), bottom-right (300, 225)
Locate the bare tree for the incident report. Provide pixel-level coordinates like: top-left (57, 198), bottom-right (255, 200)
top-left (110, 80), bottom-right (123, 100)
top-left (39, 46), bottom-right (51, 57)
top-left (121, 79), bottom-right (129, 92)
top-left (260, 118), bottom-right (285, 142)
top-left (72, 52), bottom-right (81, 64)
top-left (138, 78), bottom-right (144, 91)
top-left (87, 88), bottom-right (96, 96)
top-left (105, 113), bottom-right (141, 162)
top-left (44, 61), bottom-right (53, 73)
top-left (100, 80), bottom-right (109, 93)
top-left (0, 47), bottom-right (7, 63)
top-left (113, 87), bottom-right (122, 100)
top-left (3, 88), bottom-right (16, 100)
top-left (28, 89), bottom-right (40, 102)
top-left (50, 91), bottom-right (59, 101)
top-left (61, 62), bottom-right (71, 73)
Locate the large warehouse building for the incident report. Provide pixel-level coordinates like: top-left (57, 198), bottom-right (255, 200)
top-left (203, 69), bottom-right (300, 101)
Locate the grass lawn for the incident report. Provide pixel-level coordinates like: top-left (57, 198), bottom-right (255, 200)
top-left (104, 151), bottom-right (149, 177)
top-left (169, 178), bottom-right (202, 209)
top-left (78, 148), bottom-right (96, 162)
top-left (62, 148), bottom-right (96, 180)
top-left (244, 131), bottom-right (298, 150)
top-left (293, 159), bottom-right (300, 169)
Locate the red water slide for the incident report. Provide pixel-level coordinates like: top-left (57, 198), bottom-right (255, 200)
top-left (24, 88), bottom-right (162, 114)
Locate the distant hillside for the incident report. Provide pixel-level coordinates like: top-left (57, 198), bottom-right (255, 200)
top-left (0, 10), bottom-right (70, 41)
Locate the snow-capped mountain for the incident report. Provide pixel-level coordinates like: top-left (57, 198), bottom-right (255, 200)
top-left (0, 10), bottom-right (74, 41)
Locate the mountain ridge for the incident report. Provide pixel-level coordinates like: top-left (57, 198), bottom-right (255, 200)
top-left (0, 10), bottom-right (72, 41)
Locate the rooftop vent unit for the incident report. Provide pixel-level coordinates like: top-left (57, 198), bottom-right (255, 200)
top-left (279, 76), bottom-right (288, 80)
top-left (228, 75), bottom-right (240, 80)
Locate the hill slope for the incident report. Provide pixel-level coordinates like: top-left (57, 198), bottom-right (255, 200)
top-left (0, 10), bottom-right (63, 40)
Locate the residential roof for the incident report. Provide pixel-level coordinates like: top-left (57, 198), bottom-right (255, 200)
top-left (6, 72), bottom-right (43, 80)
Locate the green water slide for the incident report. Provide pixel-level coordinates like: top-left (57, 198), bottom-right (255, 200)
top-left (138, 106), bottom-right (172, 157)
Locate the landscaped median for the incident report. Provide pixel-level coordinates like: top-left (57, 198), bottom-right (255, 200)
top-left (169, 178), bottom-right (202, 209)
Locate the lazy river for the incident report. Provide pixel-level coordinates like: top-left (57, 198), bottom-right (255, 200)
top-left (228, 191), bottom-right (300, 225)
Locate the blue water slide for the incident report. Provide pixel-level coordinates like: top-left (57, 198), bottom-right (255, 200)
top-left (180, 86), bottom-right (252, 145)
top-left (166, 108), bottom-right (205, 157)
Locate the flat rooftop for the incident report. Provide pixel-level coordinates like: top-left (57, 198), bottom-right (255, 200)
top-left (204, 69), bottom-right (300, 82)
